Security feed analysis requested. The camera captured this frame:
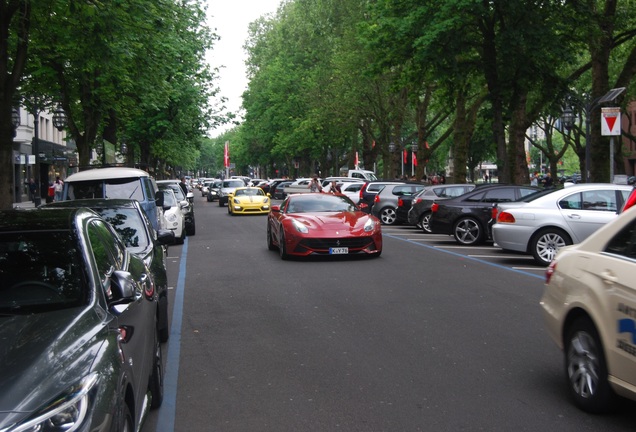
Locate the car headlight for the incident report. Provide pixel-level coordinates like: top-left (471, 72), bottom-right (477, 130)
top-left (233, 198), bottom-right (240, 204)
top-left (363, 218), bottom-right (377, 232)
top-left (166, 213), bottom-right (177, 222)
top-left (292, 219), bottom-right (308, 233)
top-left (11, 373), bottom-right (99, 432)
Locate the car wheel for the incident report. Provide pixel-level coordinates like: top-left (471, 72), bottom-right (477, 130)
top-left (453, 217), bottom-right (483, 245)
top-left (149, 330), bottom-right (164, 409)
top-left (175, 229), bottom-right (185, 245)
top-left (530, 228), bottom-right (571, 266)
top-left (564, 317), bottom-right (615, 413)
top-left (420, 211), bottom-right (432, 234)
top-left (278, 230), bottom-right (289, 260)
top-left (267, 223), bottom-right (276, 251)
top-left (379, 207), bottom-right (397, 225)
top-left (186, 218), bottom-right (195, 236)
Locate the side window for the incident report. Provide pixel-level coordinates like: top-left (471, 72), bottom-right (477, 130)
top-left (605, 218), bottom-right (636, 259)
top-left (582, 190), bottom-right (617, 211)
top-left (465, 191), bottom-right (486, 202)
top-left (559, 193), bottom-right (582, 210)
top-left (482, 188), bottom-right (516, 203)
top-left (142, 178), bottom-right (154, 201)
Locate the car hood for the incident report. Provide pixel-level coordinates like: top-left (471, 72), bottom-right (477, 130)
top-left (0, 307), bottom-right (107, 424)
top-left (288, 211), bottom-right (376, 233)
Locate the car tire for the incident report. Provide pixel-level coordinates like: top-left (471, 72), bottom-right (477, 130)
top-left (218, 198), bottom-right (224, 207)
top-left (379, 207), bottom-right (397, 225)
top-left (267, 224), bottom-right (276, 251)
top-left (186, 217), bottom-right (195, 236)
top-left (175, 229), bottom-right (185, 245)
top-left (149, 331), bottom-right (164, 409)
top-left (419, 211), bottom-right (432, 234)
top-left (278, 230), bottom-right (289, 260)
top-left (530, 228), bottom-right (571, 266)
top-left (158, 295), bottom-right (169, 343)
top-left (564, 317), bottom-right (615, 413)
top-left (453, 217), bottom-right (483, 245)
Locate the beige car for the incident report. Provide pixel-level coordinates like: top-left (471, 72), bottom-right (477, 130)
top-left (541, 206), bottom-right (636, 413)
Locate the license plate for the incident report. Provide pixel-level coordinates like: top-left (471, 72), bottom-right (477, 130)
top-left (329, 247), bottom-right (349, 254)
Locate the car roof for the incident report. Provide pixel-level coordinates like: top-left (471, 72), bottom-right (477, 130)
top-left (44, 198), bottom-right (141, 210)
top-left (0, 208), bottom-right (93, 232)
top-left (65, 167), bottom-right (151, 181)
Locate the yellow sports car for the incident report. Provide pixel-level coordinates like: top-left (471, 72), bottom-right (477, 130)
top-left (228, 187), bottom-right (271, 215)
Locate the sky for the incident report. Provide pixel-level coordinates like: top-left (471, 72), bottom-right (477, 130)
top-left (205, 0), bottom-right (282, 136)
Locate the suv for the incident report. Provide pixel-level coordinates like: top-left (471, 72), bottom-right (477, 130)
top-left (218, 179), bottom-right (246, 207)
top-left (157, 180), bottom-right (195, 236)
top-left (63, 167), bottom-right (164, 231)
top-left (371, 183), bottom-right (426, 225)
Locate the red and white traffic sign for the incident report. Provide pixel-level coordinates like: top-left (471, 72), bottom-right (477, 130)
top-left (601, 107), bottom-right (621, 136)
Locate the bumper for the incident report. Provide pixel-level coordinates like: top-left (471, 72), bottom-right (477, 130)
top-left (491, 223), bottom-right (533, 252)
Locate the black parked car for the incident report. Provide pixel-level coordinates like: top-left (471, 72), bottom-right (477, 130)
top-left (45, 198), bottom-right (174, 342)
top-left (428, 184), bottom-right (540, 245)
top-left (0, 208), bottom-right (164, 431)
top-left (407, 184), bottom-right (477, 233)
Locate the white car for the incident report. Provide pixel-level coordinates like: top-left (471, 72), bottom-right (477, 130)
top-left (492, 183), bottom-right (632, 266)
top-left (162, 189), bottom-right (186, 243)
top-left (541, 205), bottom-right (636, 413)
top-left (338, 181), bottom-right (364, 203)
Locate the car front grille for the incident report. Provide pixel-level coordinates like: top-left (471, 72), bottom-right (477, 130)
top-left (294, 236), bottom-right (376, 253)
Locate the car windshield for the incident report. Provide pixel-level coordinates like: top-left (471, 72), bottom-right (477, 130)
top-left (93, 208), bottom-right (150, 252)
top-left (160, 184), bottom-right (185, 200)
top-left (286, 195), bottom-right (357, 213)
top-left (0, 231), bottom-right (86, 313)
top-left (224, 180), bottom-right (245, 188)
top-left (235, 188), bottom-right (264, 197)
top-left (516, 188), bottom-right (558, 203)
top-left (163, 191), bottom-right (177, 207)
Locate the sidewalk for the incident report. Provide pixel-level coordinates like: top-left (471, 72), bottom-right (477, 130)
top-left (12, 201), bottom-right (38, 209)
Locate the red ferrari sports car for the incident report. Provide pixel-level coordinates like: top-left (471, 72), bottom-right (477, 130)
top-left (267, 192), bottom-right (383, 259)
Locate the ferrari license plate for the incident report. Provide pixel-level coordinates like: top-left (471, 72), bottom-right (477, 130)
top-left (329, 247), bottom-right (349, 254)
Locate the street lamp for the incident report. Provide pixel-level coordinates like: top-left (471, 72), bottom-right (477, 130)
top-left (561, 87), bottom-right (625, 183)
top-left (52, 104), bottom-right (67, 131)
top-left (389, 141), bottom-right (418, 178)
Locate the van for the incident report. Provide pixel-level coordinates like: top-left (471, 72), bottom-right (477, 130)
top-left (62, 167), bottom-right (164, 230)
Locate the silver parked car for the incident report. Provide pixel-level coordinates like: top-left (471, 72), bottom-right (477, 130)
top-left (492, 183), bottom-right (632, 265)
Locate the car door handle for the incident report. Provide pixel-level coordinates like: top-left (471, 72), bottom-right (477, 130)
top-left (601, 270), bottom-right (618, 285)
top-left (567, 214), bottom-right (581, 219)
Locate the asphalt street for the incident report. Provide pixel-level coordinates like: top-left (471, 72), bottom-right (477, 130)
top-left (144, 194), bottom-right (636, 431)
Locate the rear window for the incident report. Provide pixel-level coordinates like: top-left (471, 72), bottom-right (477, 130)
top-left (67, 178), bottom-right (144, 201)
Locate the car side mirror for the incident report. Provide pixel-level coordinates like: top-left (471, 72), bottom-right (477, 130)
top-left (157, 229), bottom-right (176, 245)
top-left (270, 205), bottom-right (280, 213)
top-left (155, 190), bottom-right (164, 207)
top-left (108, 270), bottom-right (137, 309)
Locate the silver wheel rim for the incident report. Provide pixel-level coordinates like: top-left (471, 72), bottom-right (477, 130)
top-left (567, 331), bottom-right (600, 399)
top-left (536, 232), bottom-right (566, 264)
top-left (421, 213), bottom-right (432, 233)
top-left (455, 219), bottom-right (480, 244)
top-left (380, 208), bottom-right (396, 225)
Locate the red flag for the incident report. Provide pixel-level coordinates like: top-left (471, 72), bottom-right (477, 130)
top-left (412, 151), bottom-right (418, 167)
top-left (224, 141), bottom-right (230, 167)
top-left (355, 151), bottom-right (359, 167)
top-left (403, 149), bottom-right (407, 164)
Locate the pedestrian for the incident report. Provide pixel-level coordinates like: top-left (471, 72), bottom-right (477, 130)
top-left (530, 172), bottom-right (539, 187)
top-left (179, 176), bottom-right (188, 196)
top-left (325, 180), bottom-right (341, 194)
top-left (53, 176), bottom-right (64, 202)
top-left (542, 172), bottom-right (554, 189)
top-left (28, 178), bottom-right (37, 202)
top-left (309, 176), bottom-right (322, 193)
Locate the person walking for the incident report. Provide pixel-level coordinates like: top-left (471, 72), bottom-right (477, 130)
top-left (530, 172), bottom-right (539, 187)
top-left (53, 176), bottom-right (64, 202)
top-left (28, 178), bottom-right (37, 202)
top-left (309, 176), bottom-right (322, 192)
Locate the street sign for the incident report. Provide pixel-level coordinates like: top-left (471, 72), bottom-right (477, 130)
top-left (601, 107), bottom-right (621, 136)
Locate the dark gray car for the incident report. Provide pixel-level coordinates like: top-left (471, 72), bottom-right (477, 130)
top-left (371, 183), bottom-right (425, 225)
top-left (45, 198), bottom-right (175, 342)
top-left (407, 184), bottom-right (477, 233)
top-left (0, 208), bottom-right (164, 431)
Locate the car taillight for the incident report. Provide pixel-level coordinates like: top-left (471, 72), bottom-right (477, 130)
top-left (497, 211), bottom-right (515, 223)
top-left (491, 206), bottom-right (498, 220)
top-left (545, 260), bottom-right (557, 284)
top-left (359, 182), bottom-right (368, 200)
top-left (374, 194), bottom-right (380, 203)
top-left (431, 203), bottom-right (439, 212)
top-left (397, 198), bottom-right (404, 207)
top-left (413, 198), bottom-right (422, 205)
